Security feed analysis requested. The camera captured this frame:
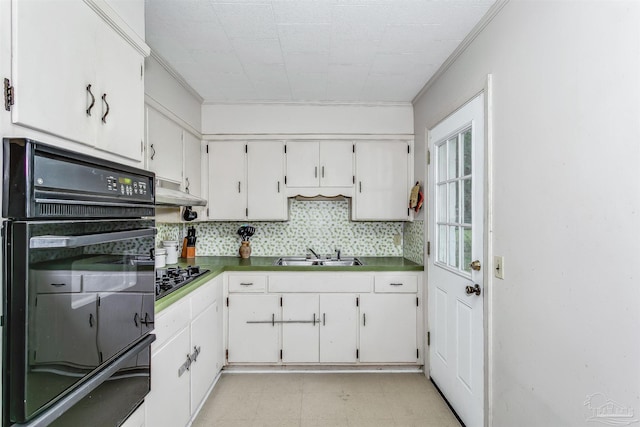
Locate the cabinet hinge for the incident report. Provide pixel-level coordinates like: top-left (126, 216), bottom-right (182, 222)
top-left (427, 150), bottom-right (431, 165)
top-left (408, 208), bottom-right (410, 216)
top-left (284, 176), bottom-right (287, 185)
top-left (245, 144), bottom-right (248, 153)
top-left (0, 315), bottom-right (3, 327)
top-left (417, 348), bottom-right (419, 359)
top-left (140, 64), bottom-right (143, 79)
top-left (4, 78), bottom-right (14, 111)
top-left (356, 297), bottom-right (359, 307)
top-left (280, 297), bottom-right (283, 307)
top-left (245, 208), bottom-right (248, 217)
top-left (280, 349), bottom-right (283, 360)
top-left (206, 145), bottom-right (209, 154)
top-left (207, 208), bottom-right (209, 217)
top-left (352, 144), bottom-right (355, 153)
top-left (416, 297), bottom-right (419, 307)
top-left (352, 175), bottom-right (355, 184)
top-left (98, 296), bottom-right (101, 306)
top-left (427, 241), bottom-right (431, 256)
top-left (140, 140), bottom-right (143, 154)
top-left (356, 349), bottom-right (359, 359)
top-left (284, 145), bottom-right (287, 154)
top-left (225, 349), bottom-right (229, 360)
top-left (226, 297), bottom-right (229, 307)
top-left (408, 144), bottom-right (410, 154)
top-left (427, 332), bottom-right (431, 346)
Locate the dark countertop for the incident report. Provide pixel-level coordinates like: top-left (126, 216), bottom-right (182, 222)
top-left (155, 256), bottom-right (423, 312)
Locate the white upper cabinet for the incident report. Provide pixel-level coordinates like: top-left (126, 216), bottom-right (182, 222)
top-left (286, 140), bottom-right (353, 193)
top-left (208, 141), bottom-right (246, 220)
top-left (146, 107), bottom-right (183, 183)
top-left (10, 0), bottom-right (147, 162)
top-left (247, 141), bottom-right (287, 220)
top-left (353, 141), bottom-right (411, 221)
top-left (208, 141), bottom-right (287, 221)
top-left (183, 132), bottom-right (203, 199)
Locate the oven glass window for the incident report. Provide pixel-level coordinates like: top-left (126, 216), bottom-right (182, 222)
top-left (8, 219), bottom-right (155, 423)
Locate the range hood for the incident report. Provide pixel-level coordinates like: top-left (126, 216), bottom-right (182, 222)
top-left (154, 179), bottom-right (207, 207)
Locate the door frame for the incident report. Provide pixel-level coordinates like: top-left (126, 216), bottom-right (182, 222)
top-left (424, 74), bottom-right (494, 427)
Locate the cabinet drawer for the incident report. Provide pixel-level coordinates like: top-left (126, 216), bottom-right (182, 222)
top-left (153, 297), bottom-right (191, 351)
top-left (374, 275), bottom-right (418, 293)
top-left (228, 275), bottom-right (267, 292)
top-left (269, 273), bottom-right (373, 293)
top-left (191, 276), bottom-right (217, 318)
top-left (31, 270), bottom-right (82, 293)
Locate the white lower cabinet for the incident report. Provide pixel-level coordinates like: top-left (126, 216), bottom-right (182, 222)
top-left (227, 294), bottom-right (281, 363)
top-left (226, 272), bottom-right (421, 365)
top-left (145, 275), bottom-right (223, 427)
top-left (359, 294), bottom-right (418, 363)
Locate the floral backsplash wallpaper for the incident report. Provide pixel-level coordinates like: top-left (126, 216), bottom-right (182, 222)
top-left (157, 200), bottom-right (424, 261)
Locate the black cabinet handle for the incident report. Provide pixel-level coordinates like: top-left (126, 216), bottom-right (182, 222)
top-left (134, 312), bottom-right (139, 327)
top-left (150, 144), bottom-right (156, 160)
top-left (141, 312), bottom-right (154, 326)
top-left (101, 93), bottom-right (109, 123)
top-left (86, 84), bottom-right (95, 116)
top-left (89, 313), bottom-right (94, 327)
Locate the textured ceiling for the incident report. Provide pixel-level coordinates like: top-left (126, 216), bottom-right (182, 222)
top-left (145, 0), bottom-right (495, 103)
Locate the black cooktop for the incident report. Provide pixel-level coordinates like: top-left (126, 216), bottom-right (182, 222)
top-left (155, 265), bottom-right (209, 300)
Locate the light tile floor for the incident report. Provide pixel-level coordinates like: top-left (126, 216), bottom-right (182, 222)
top-left (193, 373), bottom-right (461, 427)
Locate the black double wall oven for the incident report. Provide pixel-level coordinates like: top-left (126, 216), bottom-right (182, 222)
top-left (2, 138), bottom-right (156, 426)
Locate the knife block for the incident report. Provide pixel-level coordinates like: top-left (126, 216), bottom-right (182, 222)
top-left (181, 238), bottom-right (196, 259)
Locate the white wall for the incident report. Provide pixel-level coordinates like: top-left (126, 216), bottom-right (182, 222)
top-left (145, 55), bottom-right (202, 133)
top-left (202, 103), bottom-right (413, 135)
top-left (413, 1), bottom-right (640, 425)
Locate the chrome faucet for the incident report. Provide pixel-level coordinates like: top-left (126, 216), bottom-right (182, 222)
top-left (307, 248), bottom-right (320, 259)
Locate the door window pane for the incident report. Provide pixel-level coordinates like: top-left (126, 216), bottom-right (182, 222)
top-left (448, 182), bottom-right (458, 223)
top-left (447, 137), bottom-right (458, 179)
top-left (438, 225), bottom-right (447, 263)
top-left (463, 129), bottom-right (472, 176)
top-left (438, 143), bottom-right (447, 183)
top-left (463, 178), bottom-right (472, 225)
top-left (437, 184), bottom-right (447, 222)
top-left (463, 227), bottom-right (472, 272)
top-left (448, 226), bottom-right (459, 268)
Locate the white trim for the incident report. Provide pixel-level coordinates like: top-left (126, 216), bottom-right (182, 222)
top-left (202, 100), bottom-right (413, 107)
top-left (149, 51), bottom-right (205, 104)
top-left (145, 95), bottom-right (202, 139)
top-left (83, 0), bottom-right (150, 57)
top-left (412, 0), bottom-right (509, 104)
top-left (203, 134), bottom-right (414, 141)
top-left (483, 74), bottom-right (494, 427)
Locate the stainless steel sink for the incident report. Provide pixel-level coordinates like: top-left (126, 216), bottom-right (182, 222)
top-left (274, 256), bottom-right (363, 266)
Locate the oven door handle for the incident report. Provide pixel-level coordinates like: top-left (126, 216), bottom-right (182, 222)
top-left (29, 228), bottom-right (156, 249)
top-left (12, 333), bottom-right (156, 427)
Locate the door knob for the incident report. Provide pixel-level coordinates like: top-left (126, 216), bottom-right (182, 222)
top-left (465, 284), bottom-right (481, 296)
top-left (469, 260), bottom-right (481, 271)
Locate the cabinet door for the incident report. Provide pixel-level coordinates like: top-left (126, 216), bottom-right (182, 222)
top-left (96, 293), bottom-right (143, 363)
top-left (286, 141), bottom-right (319, 187)
top-left (282, 294), bottom-right (319, 363)
top-left (319, 294), bottom-right (358, 363)
top-left (247, 141), bottom-right (287, 220)
top-left (146, 327), bottom-right (191, 427)
top-left (354, 141), bottom-right (410, 220)
top-left (11, 0), bottom-right (96, 146)
top-left (320, 141), bottom-right (353, 187)
top-left (208, 141), bottom-right (246, 220)
top-left (95, 18), bottom-right (144, 161)
top-left (359, 294), bottom-right (417, 363)
top-left (146, 107), bottom-right (183, 183)
top-left (190, 303), bottom-right (218, 413)
top-left (183, 132), bottom-right (203, 198)
top-left (227, 295), bottom-right (280, 363)
top-left (32, 294), bottom-right (99, 367)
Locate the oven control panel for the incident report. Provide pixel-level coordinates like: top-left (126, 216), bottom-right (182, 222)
top-left (33, 154), bottom-right (154, 204)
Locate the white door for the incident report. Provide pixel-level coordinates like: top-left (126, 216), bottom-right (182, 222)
top-left (359, 294), bottom-right (417, 363)
top-left (247, 141), bottom-right (287, 220)
top-left (208, 141), bottom-right (246, 220)
top-left (428, 93), bottom-right (485, 427)
top-left (319, 140), bottom-right (354, 187)
top-left (282, 294), bottom-right (319, 363)
top-left (286, 141), bottom-right (319, 187)
top-left (227, 295), bottom-right (280, 363)
top-left (319, 294), bottom-right (358, 363)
